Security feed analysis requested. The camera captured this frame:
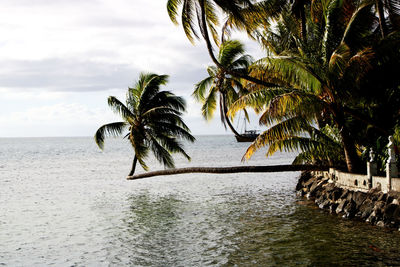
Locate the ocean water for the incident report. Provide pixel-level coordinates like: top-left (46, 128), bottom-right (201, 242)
top-left (1, 135), bottom-right (400, 266)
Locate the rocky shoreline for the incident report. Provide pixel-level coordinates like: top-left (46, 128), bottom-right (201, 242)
top-left (297, 171), bottom-right (400, 229)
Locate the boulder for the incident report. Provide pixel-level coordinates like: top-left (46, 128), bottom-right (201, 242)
top-left (353, 191), bottom-right (367, 209)
top-left (324, 183), bottom-right (336, 192)
top-left (329, 188), bottom-right (343, 202)
top-left (319, 199), bottom-right (331, 209)
top-left (377, 192), bottom-right (387, 202)
top-left (296, 171), bottom-right (312, 191)
top-left (376, 221), bottom-right (385, 227)
top-left (329, 203), bottom-right (339, 213)
top-left (383, 203), bottom-right (400, 224)
top-left (346, 191), bottom-right (354, 202)
top-left (340, 189), bottom-right (349, 199)
top-left (343, 200), bottom-right (357, 218)
top-left (309, 179), bottom-right (327, 198)
top-left (385, 195), bottom-right (394, 206)
top-left (315, 194), bottom-right (325, 206)
top-left (358, 198), bottom-right (374, 219)
top-left (304, 176), bottom-right (318, 190)
top-left (336, 199), bottom-right (348, 214)
top-left (366, 211), bottom-right (378, 224)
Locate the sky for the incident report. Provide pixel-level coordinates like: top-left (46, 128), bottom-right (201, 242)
top-left (0, 0), bottom-right (263, 137)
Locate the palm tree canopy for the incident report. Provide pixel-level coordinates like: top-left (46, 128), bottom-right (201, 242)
top-left (167, 0), bottom-right (254, 44)
top-left (95, 73), bottom-right (195, 174)
top-left (192, 40), bottom-right (252, 135)
top-left (228, 0), bottom-right (390, 172)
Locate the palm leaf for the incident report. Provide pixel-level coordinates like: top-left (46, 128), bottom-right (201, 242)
top-left (94, 122), bottom-right (128, 150)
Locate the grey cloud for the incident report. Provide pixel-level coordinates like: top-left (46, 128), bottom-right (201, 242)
top-left (0, 0), bottom-right (100, 7)
top-left (0, 58), bottom-right (140, 92)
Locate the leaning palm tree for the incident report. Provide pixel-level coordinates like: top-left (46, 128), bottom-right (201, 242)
top-left (193, 40), bottom-right (252, 137)
top-left (94, 73), bottom-right (195, 176)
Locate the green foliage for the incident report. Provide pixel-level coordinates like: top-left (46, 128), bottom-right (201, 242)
top-left (95, 73), bottom-right (195, 174)
top-left (167, 0), bottom-right (400, 171)
top-left (193, 40), bottom-right (252, 135)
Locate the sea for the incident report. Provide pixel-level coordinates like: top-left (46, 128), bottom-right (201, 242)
top-left (1, 135), bottom-right (400, 266)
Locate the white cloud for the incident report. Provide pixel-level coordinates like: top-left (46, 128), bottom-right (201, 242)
top-left (0, 0), bottom-right (262, 137)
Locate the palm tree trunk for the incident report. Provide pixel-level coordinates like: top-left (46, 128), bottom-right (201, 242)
top-left (300, 7), bottom-right (307, 42)
top-left (377, 0), bottom-right (388, 37)
top-left (128, 156), bottom-right (138, 176)
top-left (221, 93), bottom-right (242, 137)
top-left (198, 0), bottom-right (277, 88)
top-left (339, 126), bottom-right (360, 173)
top-left (126, 164), bottom-right (329, 180)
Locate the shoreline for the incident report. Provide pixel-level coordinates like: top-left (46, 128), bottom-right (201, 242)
top-left (297, 171), bottom-right (400, 229)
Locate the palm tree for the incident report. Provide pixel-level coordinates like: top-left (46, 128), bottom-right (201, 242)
top-left (94, 73), bottom-right (195, 176)
top-left (192, 40), bottom-right (252, 137)
top-left (166, 0), bottom-right (276, 88)
top-left (230, 0), bottom-right (385, 173)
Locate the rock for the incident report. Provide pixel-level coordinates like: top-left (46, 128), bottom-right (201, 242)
top-left (340, 189), bottom-right (349, 199)
top-left (330, 203), bottom-right (338, 213)
top-left (346, 192), bottom-right (354, 202)
top-left (296, 171), bottom-right (312, 191)
top-left (383, 203), bottom-right (400, 223)
top-left (309, 179), bottom-right (328, 198)
top-left (386, 195), bottom-right (394, 206)
top-left (359, 199), bottom-right (374, 219)
top-left (315, 195), bottom-right (325, 206)
top-left (376, 221), bottom-right (385, 227)
top-left (336, 199), bottom-right (348, 214)
top-left (330, 188), bottom-right (343, 202)
top-left (324, 183), bottom-right (336, 192)
top-left (297, 172), bottom-right (400, 229)
top-left (343, 200), bottom-right (357, 218)
top-left (319, 199), bottom-right (331, 209)
top-left (353, 191), bottom-right (367, 209)
top-left (304, 176), bottom-right (318, 190)
top-left (366, 211), bottom-right (377, 224)
top-left (296, 188), bottom-right (308, 197)
top-left (377, 192), bottom-right (387, 202)
top-left (368, 187), bottom-right (381, 195)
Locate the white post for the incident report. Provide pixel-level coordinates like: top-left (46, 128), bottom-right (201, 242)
top-left (367, 148), bottom-right (377, 189)
top-left (386, 136), bottom-right (398, 192)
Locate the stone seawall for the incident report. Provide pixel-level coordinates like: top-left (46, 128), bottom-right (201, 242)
top-left (297, 171), bottom-right (400, 229)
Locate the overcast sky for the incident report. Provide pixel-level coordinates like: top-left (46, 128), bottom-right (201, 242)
top-left (0, 0), bottom-right (263, 137)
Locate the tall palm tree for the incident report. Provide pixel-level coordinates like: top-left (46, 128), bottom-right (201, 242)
top-left (230, 0), bottom-right (384, 173)
top-left (193, 40), bottom-right (252, 137)
top-left (94, 73), bottom-right (195, 176)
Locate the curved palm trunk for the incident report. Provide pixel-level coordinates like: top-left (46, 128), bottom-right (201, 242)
top-left (221, 93), bottom-right (242, 137)
top-left (128, 156), bottom-right (138, 176)
top-left (127, 164), bottom-right (329, 180)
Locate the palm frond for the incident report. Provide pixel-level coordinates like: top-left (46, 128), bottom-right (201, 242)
top-left (193, 76), bottom-right (215, 102)
top-left (107, 96), bottom-right (134, 120)
top-left (201, 86), bottom-right (218, 120)
top-left (94, 122), bottom-right (128, 150)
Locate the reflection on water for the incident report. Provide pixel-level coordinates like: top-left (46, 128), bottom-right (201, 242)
top-left (113, 191), bottom-right (400, 266)
top-left (1, 136), bottom-right (400, 266)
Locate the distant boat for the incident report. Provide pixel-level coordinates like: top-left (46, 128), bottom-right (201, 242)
top-left (234, 112), bottom-right (259, 142)
top-left (235, 130), bottom-right (259, 142)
